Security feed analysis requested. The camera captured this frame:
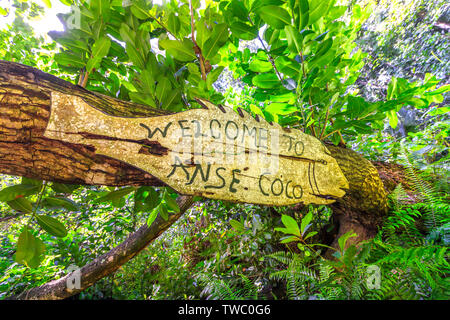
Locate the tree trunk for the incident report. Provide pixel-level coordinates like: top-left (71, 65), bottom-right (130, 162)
top-left (0, 60), bottom-right (405, 298)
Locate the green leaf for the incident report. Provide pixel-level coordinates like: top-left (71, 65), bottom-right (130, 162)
top-left (91, 36), bottom-right (111, 58)
top-left (304, 231), bottom-right (318, 240)
top-left (159, 203), bottom-right (169, 220)
top-left (338, 230), bottom-right (357, 253)
top-left (314, 38), bottom-right (333, 59)
top-left (230, 21), bottom-right (259, 40)
top-left (95, 187), bottom-right (136, 203)
top-left (202, 23), bottom-right (229, 60)
top-left (300, 211), bottom-right (313, 236)
top-left (252, 73), bottom-right (279, 89)
top-left (147, 205), bottom-right (159, 226)
top-left (156, 77), bottom-right (172, 105)
top-left (387, 110), bottom-right (398, 129)
top-left (87, 36), bottom-right (111, 72)
top-left (428, 106), bottom-right (450, 116)
top-left (36, 215), bottom-right (68, 238)
top-left (280, 235), bottom-right (299, 243)
top-left (298, 0), bottom-right (309, 29)
top-left (27, 236), bottom-right (46, 269)
top-left (130, 3), bottom-right (150, 19)
top-left (43, 196), bottom-right (79, 211)
top-left (309, 0), bottom-right (330, 25)
top-left (257, 5), bottom-right (291, 29)
top-left (15, 228), bottom-right (45, 268)
top-left (275, 56), bottom-right (300, 77)
top-left (207, 66), bottom-right (224, 88)
top-left (0, 184), bottom-right (40, 202)
top-left (164, 192), bottom-right (180, 213)
top-left (285, 25), bottom-right (303, 54)
top-left (249, 59), bottom-right (273, 73)
top-left (55, 52), bottom-right (85, 68)
top-left (425, 84), bottom-right (450, 95)
top-left (159, 38), bottom-right (196, 62)
top-left (7, 197), bottom-right (33, 213)
top-left (167, 12), bottom-right (181, 36)
top-left (21, 178), bottom-right (43, 187)
top-left (230, 0), bottom-right (249, 20)
top-left (51, 183), bottom-right (80, 194)
top-left (280, 214), bottom-right (301, 237)
top-left (265, 102), bottom-right (296, 115)
top-left (15, 228), bottom-right (35, 264)
top-left (230, 219), bottom-right (245, 232)
top-left (126, 42), bottom-right (145, 69)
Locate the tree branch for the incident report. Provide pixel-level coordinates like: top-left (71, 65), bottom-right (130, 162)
top-left (8, 195), bottom-right (194, 300)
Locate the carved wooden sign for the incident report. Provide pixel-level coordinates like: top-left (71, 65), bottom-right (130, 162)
top-left (44, 92), bottom-right (348, 206)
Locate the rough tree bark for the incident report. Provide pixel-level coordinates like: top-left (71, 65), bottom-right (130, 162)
top-left (0, 60), bottom-right (404, 299)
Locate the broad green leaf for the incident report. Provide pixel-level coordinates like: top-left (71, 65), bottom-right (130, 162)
top-left (428, 106), bottom-right (450, 116)
top-left (95, 187), bottom-right (136, 203)
top-left (230, 21), bottom-right (259, 40)
top-left (265, 103), bottom-right (296, 115)
top-left (202, 23), bottom-right (229, 60)
top-left (126, 42), bottom-right (145, 69)
top-left (91, 36), bottom-right (111, 59)
top-left (309, 0), bottom-right (330, 25)
top-left (51, 183), bottom-right (80, 194)
top-left (55, 52), bottom-right (85, 68)
top-left (387, 110), bottom-right (398, 129)
top-left (21, 178), bottom-right (43, 187)
top-left (285, 25), bottom-right (303, 54)
top-left (159, 203), bottom-right (169, 220)
top-left (249, 59), bottom-right (273, 73)
top-left (298, 0), bottom-right (309, 29)
top-left (230, 219), bottom-right (245, 232)
top-left (140, 69), bottom-right (155, 93)
top-left (162, 89), bottom-right (181, 110)
top-left (167, 12), bottom-right (180, 36)
top-left (7, 197), bottom-right (33, 213)
top-left (164, 192), bottom-right (180, 213)
top-left (252, 73), bottom-right (279, 89)
top-left (338, 230), bottom-right (357, 253)
top-left (280, 235), bottom-right (299, 243)
top-left (15, 228), bottom-right (45, 268)
top-left (0, 184), bottom-right (40, 202)
top-left (36, 215), bottom-right (68, 238)
top-left (207, 66), bottom-right (224, 88)
top-left (27, 237), bottom-right (46, 269)
top-left (147, 206), bottom-right (159, 226)
top-left (230, 0), bottom-right (249, 20)
top-left (251, 0), bottom-right (284, 12)
top-left (159, 38), bottom-right (196, 62)
top-left (314, 38), bottom-right (333, 60)
top-left (280, 214), bottom-right (301, 237)
top-left (43, 196), bottom-right (79, 211)
top-left (257, 5), bottom-right (291, 29)
top-left (87, 36), bottom-right (111, 71)
top-left (300, 211), bottom-right (313, 235)
top-left (156, 78), bottom-right (172, 105)
top-left (425, 84), bottom-right (450, 95)
top-left (304, 231), bottom-right (318, 240)
top-left (130, 3), bottom-right (150, 19)
top-left (15, 228), bottom-right (35, 264)
top-left (275, 56), bottom-right (300, 77)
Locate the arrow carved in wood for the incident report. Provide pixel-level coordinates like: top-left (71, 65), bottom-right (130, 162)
top-left (44, 92), bottom-right (348, 206)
